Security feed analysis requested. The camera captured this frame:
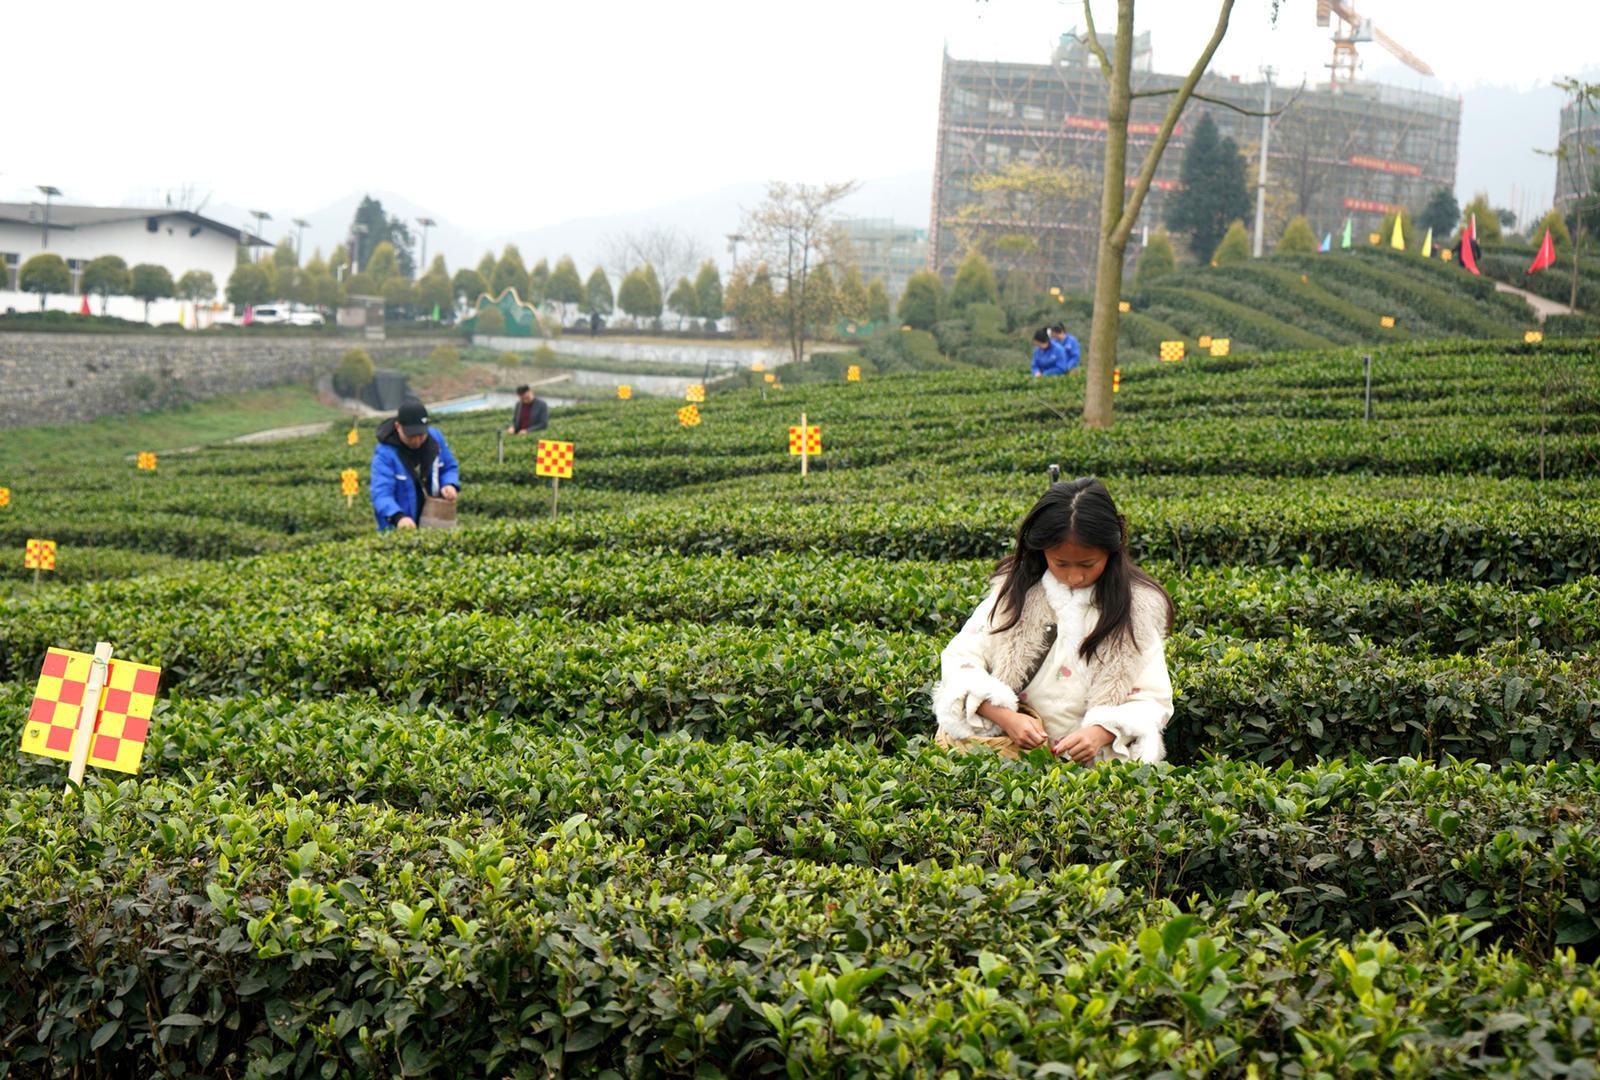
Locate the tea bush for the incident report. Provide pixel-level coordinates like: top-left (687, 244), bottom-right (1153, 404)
top-left (3, 335), bottom-right (1599, 1074)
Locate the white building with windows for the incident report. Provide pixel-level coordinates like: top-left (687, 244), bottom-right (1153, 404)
top-left (0, 202), bottom-right (266, 323)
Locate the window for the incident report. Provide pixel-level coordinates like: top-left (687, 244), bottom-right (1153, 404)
top-left (1023, 104), bottom-right (1045, 122)
top-left (2, 253), bottom-right (16, 291)
top-left (67, 257), bottom-right (86, 293)
top-left (988, 98), bottom-right (1015, 118)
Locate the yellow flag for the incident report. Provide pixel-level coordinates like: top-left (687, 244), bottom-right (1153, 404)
top-left (1421, 228), bottom-right (1433, 259)
top-left (1390, 215), bottom-right (1405, 250)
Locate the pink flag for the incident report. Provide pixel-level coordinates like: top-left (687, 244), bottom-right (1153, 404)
top-left (80, 294), bottom-right (91, 315)
top-left (243, 304), bottom-right (254, 325)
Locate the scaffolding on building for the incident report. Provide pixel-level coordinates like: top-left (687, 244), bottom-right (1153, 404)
top-left (930, 31), bottom-right (1460, 294)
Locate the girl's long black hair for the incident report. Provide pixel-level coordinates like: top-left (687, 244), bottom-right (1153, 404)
top-left (989, 477), bottom-right (1175, 663)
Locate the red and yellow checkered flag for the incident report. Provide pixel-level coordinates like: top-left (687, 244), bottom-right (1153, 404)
top-left (678, 405), bottom-right (700, 427)
top-left (24, 539), bottom-right (56, 570)
top-left (340, 469), bottom-right (359, 496)
top-left (0, 487), bottom-right (9, 508)
top-left (846, 366), bottom-right (861, 382)
top-left (1159, 341), bottom-right (1185, 363)
top-left (21, 648), bottom-right (161, 774)
top-left (1198, 335), bottom-right (1212, 348)
top-left (137, 452), bottom-right (157, 471)
top-left (686, 384), bottom-right (705, 403)
top-left (536, 439), bottom-right (574, 479)
top-left (788, 425), bottom-right (821, 455)
top-left (1380, 316), bottom-right (1396, 328)
top-left (1524, 330), bottom-right (1544, 343)
top-left (347, 427), bottom-right (359, 446)
top-left (1210, 338), bottom-right (1231, 357)
top-left (617, 384), bottom-right (632, 400)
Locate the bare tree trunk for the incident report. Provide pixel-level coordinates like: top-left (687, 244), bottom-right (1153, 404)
top-left (1080, 0), bottom-right (1237, 429)
top-left (1083, 1), bottom-right (1135, 429)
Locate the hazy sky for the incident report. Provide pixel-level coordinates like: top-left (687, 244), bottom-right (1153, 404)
top-left (5, 0), bottom-right (1596, 234)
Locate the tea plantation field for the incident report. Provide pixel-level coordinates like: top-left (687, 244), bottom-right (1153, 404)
top-left (3, 338), bottom-right (1600, 1078)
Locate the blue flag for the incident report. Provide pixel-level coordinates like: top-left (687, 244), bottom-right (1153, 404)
top-left (1320, 233), bottom-right (1332, 252)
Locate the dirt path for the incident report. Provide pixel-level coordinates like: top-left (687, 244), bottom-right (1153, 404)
top-left (1493, 281), bottom-right (1574, 321)
top-left (226, 421), bottom-right (337, 444)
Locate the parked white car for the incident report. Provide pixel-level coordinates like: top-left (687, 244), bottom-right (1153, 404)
top-left (251, 304), bottom-right (324, 326)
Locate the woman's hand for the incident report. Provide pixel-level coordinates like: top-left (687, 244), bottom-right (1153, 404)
top-left (1053, 724), bottom-right (1113, 764)
top-left (995, 708), bottom-right (1048, 750)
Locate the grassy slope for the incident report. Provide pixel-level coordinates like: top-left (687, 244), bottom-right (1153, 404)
top-left (5, 383), bottom-right (348, 469)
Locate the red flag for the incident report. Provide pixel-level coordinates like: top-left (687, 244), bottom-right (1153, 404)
top-left (1528, 228), bottom-right (1556, 273)
top-left (79, 294), bottom-right (90, 315)
top-left (1460, 216), bottom-right (1481, 276)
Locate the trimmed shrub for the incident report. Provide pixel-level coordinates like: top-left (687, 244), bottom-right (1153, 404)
top-left (332, 347), bottom-right (373, 397)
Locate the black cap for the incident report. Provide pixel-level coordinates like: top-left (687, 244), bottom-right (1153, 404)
top-left (397, 400), bottom-right (431, 436)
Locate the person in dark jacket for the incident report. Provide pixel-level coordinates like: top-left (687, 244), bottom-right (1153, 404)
top-left (1032, 329), bottom-right (1069, 377)
top-left (508, 385), bottom-right (549, 435)
top-left (370, 399), bottom-right (460, 531)
top-left (589, 310), bottom-right (602, 337)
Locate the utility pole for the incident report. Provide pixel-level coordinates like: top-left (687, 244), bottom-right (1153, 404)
top-left (416, 217), bottom-right (436, 274)
top-left (37, 185), bottom-right (61, 249)
top-left (291, 218), bottom-right (309, 264)
top-left (249, 209), bottom-right (272, 261)
top-left (1252, 67), bottom-right (1275, 258)
top-left (726, 232), bottom-right (744, 271)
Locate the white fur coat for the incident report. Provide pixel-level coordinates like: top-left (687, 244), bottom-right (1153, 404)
top-left (932, 575), bottom-right (1173, 763)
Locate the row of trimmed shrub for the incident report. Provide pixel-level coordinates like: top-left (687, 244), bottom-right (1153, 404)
top-left (3, 605), bottom-right (1594, 764)
top-left (4, 761), bottom-right (1599, 1076)
top-left (7, 548), bottom-right (1596, 659)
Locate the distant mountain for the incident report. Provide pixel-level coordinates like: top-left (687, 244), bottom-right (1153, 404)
top-left (202, 190), bottom-right (479, 273)
top-left (1359, 61), bottom-right (1600, 229)
top-left (498, 170), bottom-right (933, 279)
top-left (200, 172), bottom-right (931, 282)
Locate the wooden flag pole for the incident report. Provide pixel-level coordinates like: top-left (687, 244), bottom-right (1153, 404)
top-left (497, 431), bottom-right (504, 465)
top-left (551, 476), bottom-right (560, 518)
top-left (67, 642), bottom-right (113, 789)
top-left (800, 411), bottom-right (808, 477)
top-left (34, 567), bottom-right (40, 590)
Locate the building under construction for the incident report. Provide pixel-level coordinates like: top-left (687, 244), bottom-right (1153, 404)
top-left (1554, 91), bottom-right (1597, 220)
top-left (930, 16), bottom-right (1460, 293)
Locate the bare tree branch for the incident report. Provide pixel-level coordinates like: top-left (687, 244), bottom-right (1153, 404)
top-left (1129, 80), bottom-right (1306, 118)
top-left (1114, 0), bottom-right (1236, 251)
top-left (1080, 1), bottom-right (1115, 86)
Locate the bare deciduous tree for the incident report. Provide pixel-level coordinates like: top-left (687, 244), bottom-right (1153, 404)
top-left (740, 181), bottom-right (858, 365)
top-left (601, 226), bottom-right (707, 301)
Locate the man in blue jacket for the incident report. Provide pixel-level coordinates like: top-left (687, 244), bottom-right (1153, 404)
top-left (1049, 323), bottom-right (1081, 373)
top-left (1031, 328), bottom-right (1069, 377)
top-left (370, 399), bottom-right (460, 531)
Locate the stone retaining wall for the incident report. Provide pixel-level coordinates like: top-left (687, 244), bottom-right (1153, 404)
top-left (0, 333), bottom-right (437, 429)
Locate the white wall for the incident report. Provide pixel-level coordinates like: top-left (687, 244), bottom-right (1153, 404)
top-left (0, 213), bottom-right (245, 324)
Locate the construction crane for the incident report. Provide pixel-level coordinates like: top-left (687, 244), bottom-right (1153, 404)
top-left (1316, 0), bottom-right (1434, 85)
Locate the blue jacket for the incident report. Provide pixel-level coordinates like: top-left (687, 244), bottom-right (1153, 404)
top-left (1055, 334), bottom-right (1080, 372)
top-left (1032, 343), bottom-right (1070, 376)
top-left (371, 424), bottom-right (461, 531)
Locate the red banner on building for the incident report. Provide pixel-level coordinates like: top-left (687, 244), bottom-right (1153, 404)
top-left (1348, 155), bottom-right (1422, 176)
top-left (1066, 116), bottom-right (1181, 136)
top-left (1343, 197), bottom-right (1400, 213)
top-left (1127, 178), bottom-right (1183, 190)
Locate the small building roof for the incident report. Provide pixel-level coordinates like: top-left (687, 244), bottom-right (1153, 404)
top-left (0, 202), bottom-right (270, 245)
